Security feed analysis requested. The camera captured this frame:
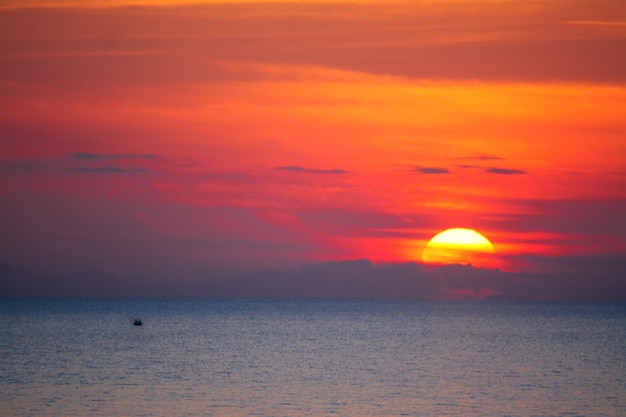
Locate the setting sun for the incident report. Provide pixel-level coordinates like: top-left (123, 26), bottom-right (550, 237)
top-left (422, 228), bottom-right (495, 266)
top-left (0, 0), bottom-right (624, 299)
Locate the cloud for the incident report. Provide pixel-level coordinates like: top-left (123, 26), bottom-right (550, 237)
top-left (206, 172), bottom-right (256, 182)
top-left (2, 2), bottom-right (624, 85)
top-left (2, 164), bottom-right (49, 171)
top-left (276, 166), bottom-right (347, 175)
top-left (492, 197), bottom-right (626, 236)
top-left (566, 20), bottom-right (626, 27)
top-left (459, 154), bottom-right (504, 161)
top-left (510, 253), bottom-right (626, 277)
top-left (413, 166), bottom-right (450, 174)
top-left (486, 167), bottom-right (526, 175)
top-left (72, 152), bottom-right (158, 160)
top-left (0, 264), bottom-right (152, 298)
top-left (70, 166), bottom-right (149, 173)
top-left (296, 208), bottom-right (430, 239)
top-left (216, 259), bottom-right (626, 301)
top-left (194, 260), bottom-right (445, 299)
top-left (2, 257), bottom-right (625, 301)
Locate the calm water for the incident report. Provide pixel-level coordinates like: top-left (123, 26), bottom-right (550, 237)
top-left (1, 299), bottom-right (625, 417)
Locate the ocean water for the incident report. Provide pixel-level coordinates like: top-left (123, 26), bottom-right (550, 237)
top-left (1, 299), bottom-right (625, 417)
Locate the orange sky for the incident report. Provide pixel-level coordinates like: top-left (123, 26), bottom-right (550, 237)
top-left (1, 0), bottom-right (625, 298)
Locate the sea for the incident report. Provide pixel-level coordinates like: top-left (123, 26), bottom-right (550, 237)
top-left (1, 299), bottom-right (624, 417)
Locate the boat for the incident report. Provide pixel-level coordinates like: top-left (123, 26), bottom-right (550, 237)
top-left (134, 319), bottom-right (143, 326)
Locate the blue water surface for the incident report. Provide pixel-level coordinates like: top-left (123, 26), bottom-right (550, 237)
top-left (1, 299), bottom-right (625, 416)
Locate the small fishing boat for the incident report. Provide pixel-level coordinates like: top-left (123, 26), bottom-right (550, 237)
top-left (133, 319), bottom-right (143, 326)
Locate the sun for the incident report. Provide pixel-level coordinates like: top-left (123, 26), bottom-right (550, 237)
top-left (422, 228), bottom-right (495, 266)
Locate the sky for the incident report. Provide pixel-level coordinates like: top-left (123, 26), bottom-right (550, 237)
top-left (1, 0), bottom-right (625, 300)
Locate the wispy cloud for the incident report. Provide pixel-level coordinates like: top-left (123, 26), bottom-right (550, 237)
top-left (413, 166), bottom-right (450, 174)
top-left (206, 172), bottom-right (255, 182)
top-left (459, 154), bottom-right (504, 161)
top-left (3, 164), bottom-right (49, 172)
top-left (72, 152), bottom-right (158, 160)
top-left (486, 167), bottom-right (526, 175)
top-left (70, 166), bottom-right (149, 173)
top-left (276, 166), bottom-right (347, 175)
top-left (566, 20), bottom-right (626, 27)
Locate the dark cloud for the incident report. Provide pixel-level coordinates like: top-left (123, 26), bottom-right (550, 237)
top-left (509, 253), bottom-right (626, 277)
top-left (219, 258), bottom-right (626, 301)
top-left (0, 264), bottom-right (155, 298)
top-left (413, 166), bottom-right (450, 174)
top-left (212, 260), bottom-right (439, 299)
top-left (5, 164), bottom-right (34, 171)
top-left (2, 257), bottom-right (625, 301)
top-left (492, 197), bottom-right (626, 236)
top-left (70, 166), bottom-right (149, 173)
top-left (276, 166), bottom-right (347, 175)
top-left (72, 152), bottom-right (158, 160)
top-left (486, 167), bottom-right (526, 175)
top-left (2, 164), bottom-right (49, 171)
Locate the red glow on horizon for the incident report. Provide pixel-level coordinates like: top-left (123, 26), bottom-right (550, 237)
top-left (0, 0), bottom-right (624, 298)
